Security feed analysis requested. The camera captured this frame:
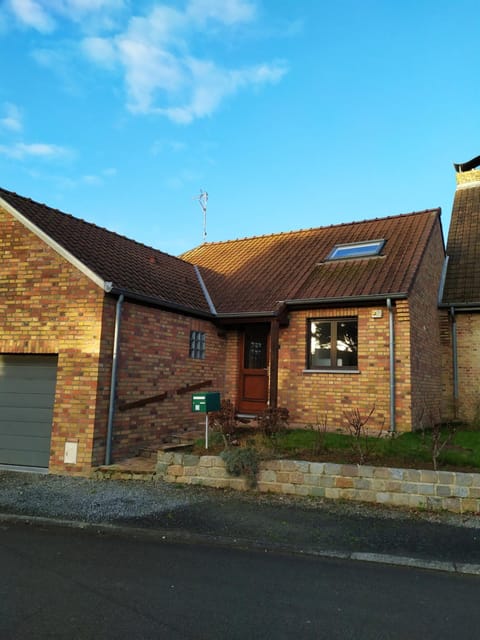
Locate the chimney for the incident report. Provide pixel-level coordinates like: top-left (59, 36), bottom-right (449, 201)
top-left (454, 155), bottom-right (480, 189)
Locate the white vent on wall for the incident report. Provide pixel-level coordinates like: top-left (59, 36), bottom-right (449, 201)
top-left (371, 309), bottom-right (383, 319)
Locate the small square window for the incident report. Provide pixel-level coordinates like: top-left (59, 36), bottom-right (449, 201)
top-left (307, 318), bottom-right (358, 369)
top-left (327, 240), bottom-right (384, 260)
top-left (189, 330), bottom-right (206, 359)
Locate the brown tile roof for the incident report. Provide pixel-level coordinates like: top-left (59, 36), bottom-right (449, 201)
top-left (181, 209), bottom-right (442, 314)
top-left (443, 182), bottom-right (480, 305)
top-left (0, 187), bottom-right (211, 315)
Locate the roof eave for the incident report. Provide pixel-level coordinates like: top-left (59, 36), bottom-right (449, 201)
top-left (1, 195), bottom-right (108, 292)
top-left (439, 301), bottom-right (480, 310)
top-left (284, 293), bottom-right (408, 309)
top-left (109, 287), bottom-right (215, 319)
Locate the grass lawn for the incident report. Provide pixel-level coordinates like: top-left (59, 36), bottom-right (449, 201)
top-left (197, 426), bottom-right (480, 473)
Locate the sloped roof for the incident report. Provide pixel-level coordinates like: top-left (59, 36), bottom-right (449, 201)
top-left (442, 174), bottom-right (480, 305)
top-left (1, 187), bottom-right (442, 318)
top-left (0, 187), bottom-right (211, 315)
top-left (181, 209), bottom-right (442, 314)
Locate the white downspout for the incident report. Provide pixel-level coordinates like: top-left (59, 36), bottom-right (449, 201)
top-left (105, 294), bottom-right (124, 465)
top-left (387, 298), bottom-right (396, 434)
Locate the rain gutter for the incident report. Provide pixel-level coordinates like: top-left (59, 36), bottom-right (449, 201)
top-left (108, 287), bottom-right (214, 319)
top-left (284, 293), bottom-right (407, 308)
top-left (386, 298), bottom-right (396, 434)
top-left (105, 294), bottom-right (124, 465)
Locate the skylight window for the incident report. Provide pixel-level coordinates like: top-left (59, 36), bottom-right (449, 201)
top-left (327, 239), bottom-right (385, 261)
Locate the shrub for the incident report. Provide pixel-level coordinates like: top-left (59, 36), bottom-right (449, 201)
top-left (221, 447), bottom-right (260, 488)
top-left (210, 399), bottom-right (238, 448)
top-left (307, 413), bottom-right (329, 456)
top-left (343, 405), bottom-right (377, 464)
top-left (258, 407), bottom-right (289, 438)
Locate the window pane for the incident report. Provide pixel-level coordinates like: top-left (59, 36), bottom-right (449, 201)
top-left (308, 318), bottom-right (358, 369)
top-left (245, 339), bottom-right (267, 368)
top-left (189, 331), bottom-right (205, 359)
top-left (336, 321), bottom-right (357, 367)
top-left (310, 321), bottom-right (332, 367)
top-left (328, 240), bottom-right (384, 260)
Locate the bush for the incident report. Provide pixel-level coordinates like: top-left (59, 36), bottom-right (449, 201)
top-left (258, 407), bottom-right (289, 438)
top-left (221, 447), bottom-right (260, 488)
top-left (210, 400), bottom-right (238, 447)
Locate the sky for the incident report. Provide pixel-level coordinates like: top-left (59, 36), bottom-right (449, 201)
top-left (0, 0), bottom-right (479, 256)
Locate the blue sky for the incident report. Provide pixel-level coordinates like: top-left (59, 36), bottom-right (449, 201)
top-left (0, 0), bottom-right (479, 255)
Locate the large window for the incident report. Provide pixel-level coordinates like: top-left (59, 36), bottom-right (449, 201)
top-left (307, 318), bottom-right (358, 370)
top-left (189, 330), bottom-right (206, 359)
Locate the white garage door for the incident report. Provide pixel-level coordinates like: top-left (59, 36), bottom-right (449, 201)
top-left (0, 355), bottom-right (58, 468)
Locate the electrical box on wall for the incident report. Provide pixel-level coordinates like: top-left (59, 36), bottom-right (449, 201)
top-left (371, 309), bottom-right (383, 319)
top-left (64, 441), bottom-right (78, 464)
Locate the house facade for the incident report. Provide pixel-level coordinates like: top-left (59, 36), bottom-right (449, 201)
top-left (182, 209), bottom-right (445, 435)
top-left (0, 165), bottom-right (468, 475)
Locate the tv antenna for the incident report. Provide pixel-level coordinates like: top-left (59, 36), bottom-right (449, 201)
top-left (193, 189), bottom-right (208, 241)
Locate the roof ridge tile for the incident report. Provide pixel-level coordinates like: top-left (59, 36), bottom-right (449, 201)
top-left (0, 186), bottom-right (193, 267)
top-left (189, 208), bottom-right (440, 250)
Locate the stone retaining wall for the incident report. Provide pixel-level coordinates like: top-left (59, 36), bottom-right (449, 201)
top-left (156, 451), bottom-right (480, 514)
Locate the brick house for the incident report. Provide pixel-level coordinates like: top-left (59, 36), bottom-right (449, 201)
top-left (0, 186), bottom-right (446, 474)
top-left (0, 189), bottom-right (226, 474)
top-left (441, 156), bottom-right (480, 424)
top-left (181, 209), bottom-right (445, 435)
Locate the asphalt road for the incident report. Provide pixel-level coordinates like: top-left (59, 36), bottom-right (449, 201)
top-left (1, 522), bottom-right (479, 640)
top-left (2, 471), bottom-right (480, 575)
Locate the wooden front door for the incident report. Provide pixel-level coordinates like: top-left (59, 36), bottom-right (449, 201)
top-left (238, 325), bottom-right (269, 414)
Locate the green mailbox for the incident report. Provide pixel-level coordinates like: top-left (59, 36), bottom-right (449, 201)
top-left (191, 392), bottom-right (221, 413)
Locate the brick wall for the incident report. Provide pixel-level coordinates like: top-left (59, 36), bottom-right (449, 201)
top-left (444, 312), bottom-right (480, 424)
top-left (0, 206), bottom-right (109, 475)
top-left (111, 302), bottom-right (227, 460)
top-left (439, 309), bottom-right (455, 419)
top-left (277, 306), bottom-right (396, 432)
top-left (407, 219), bottom-right (445, 428)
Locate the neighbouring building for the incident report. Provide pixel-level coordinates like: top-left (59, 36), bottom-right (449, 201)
top-left (441, 155), bottom-right (480, 425)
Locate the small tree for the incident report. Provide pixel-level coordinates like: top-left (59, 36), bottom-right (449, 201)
top-left (210, 399), bottom-right (237, 448)
top-left (307, 413), bottom-right (329, 456)
top-left (416, 404), bottom-right (456, 470)
top-left (257, 407), bottom-right (289, 438)
top-left (343, 405), bottom-right (376, 464)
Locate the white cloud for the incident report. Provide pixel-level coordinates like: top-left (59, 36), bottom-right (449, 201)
top-left (82, 167), bottom-right (117, 184)
top-left (82, 174), bottom-right (102, 184)
top-left (7, 0), bottom-right (126, 32)
top-left (155, 58), bottom-right (287, 124)
top-left (8, 0), bottom-right (55, 32)
top-left (82, 36), bottom-right (117, 67)
top-left (0, 103), bottom-right (23, 132)
top-left (186, 0), bottom-right (256, 26)
top-left (0, 142), bottom-right (69, 159)
top-left (151, 139), bottom-right (187, 155)
top-left (7, 0), bottom-right (288, 125)
top-left (81, 1), bottom-right (288, 123)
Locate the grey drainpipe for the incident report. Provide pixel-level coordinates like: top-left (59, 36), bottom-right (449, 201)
top-left (387, 298), bottom-right (396, 434)
top-left (105, 294), bottom-right (124, 465)
top-left (450, 306), bottom-right (459, 417)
